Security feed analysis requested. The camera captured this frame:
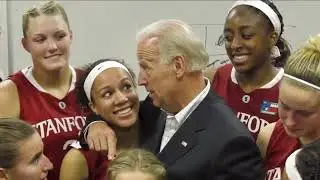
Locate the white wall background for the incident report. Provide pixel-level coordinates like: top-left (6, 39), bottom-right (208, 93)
top-left (2, 1), bottom-right (320, 98)
top-left (0, 1), bottom-right (8, 80)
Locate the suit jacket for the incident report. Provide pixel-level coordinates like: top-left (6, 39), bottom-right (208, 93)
top-left (140, 90), bottom-right (264, 180)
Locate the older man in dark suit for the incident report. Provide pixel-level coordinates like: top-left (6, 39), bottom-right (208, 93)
top-left (135, 19), bottom-right (263, 180)
top-left (82, 19), bottom-right (263, 180)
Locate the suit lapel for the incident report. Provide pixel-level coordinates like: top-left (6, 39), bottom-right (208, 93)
top-left (157, 114), bottom-right (203, 166)
top-left (157, 91), bottom-right (218, 166)
top-left (142, 111), bottom-right (166, 153)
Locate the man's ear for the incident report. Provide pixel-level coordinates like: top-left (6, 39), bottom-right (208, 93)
top-left (88, 102), bottom-right (98, 115)
top-left (21, 37), bottom-right (30, 53)
top-left (69, 30), bottom-right (73, 43)
top-left (173, 55), bottom-right (187, 78)
top-left (0, 168), bottom-right (9, 180)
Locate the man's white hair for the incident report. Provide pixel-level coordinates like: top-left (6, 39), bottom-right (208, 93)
top-left (137, 19), bottom-right (209, 71)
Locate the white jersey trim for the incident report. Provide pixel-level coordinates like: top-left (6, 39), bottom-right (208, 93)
top-left (21, 66), bottom-right (77, 93)
top-left (69, 140), bottom-right (82, 149)
top-left (231, 67), bottom-right (284, 89)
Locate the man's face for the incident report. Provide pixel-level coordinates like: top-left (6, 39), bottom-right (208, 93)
top-left (137, 37), bottom-right (176, 112)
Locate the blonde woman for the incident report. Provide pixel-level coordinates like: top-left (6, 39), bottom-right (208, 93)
top-left (108, 148), bottom-right (166, 180)
top-left (0, 1), bottom-right (90, 179)
top-left (257, 35), bottom-right (320, 179)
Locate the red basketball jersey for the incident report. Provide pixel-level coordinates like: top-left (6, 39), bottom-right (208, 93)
top-left (71, 142), bottom-right (109, 180)
top-left (212, 64), bottom-right (283, 140)
top-left (9, 66), bottom-right (89, 180)
top-left (264, 120), bottom-right (300, 180)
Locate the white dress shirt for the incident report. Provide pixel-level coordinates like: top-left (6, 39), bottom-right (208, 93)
top-left (160, 78), bottom-right (211, 152)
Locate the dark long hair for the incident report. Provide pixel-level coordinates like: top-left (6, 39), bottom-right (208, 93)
top-left (76, 58), bottom-right (136, 109)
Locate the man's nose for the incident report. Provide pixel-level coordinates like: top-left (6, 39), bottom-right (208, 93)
top-left (138, 70), bottom-right (147, 86)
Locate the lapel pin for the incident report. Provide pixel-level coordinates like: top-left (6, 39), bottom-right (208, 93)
top-left (181, 141), bottom-right (188, 147)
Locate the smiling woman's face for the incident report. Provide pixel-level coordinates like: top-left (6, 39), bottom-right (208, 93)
top-left (224, 6), bottom-right (275, 73)
top-left (22, 15), bottom-right (72, 72)
top-left (90, 68), bottom-right (139, 128)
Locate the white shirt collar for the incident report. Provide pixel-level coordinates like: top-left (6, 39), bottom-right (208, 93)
top-left (167, 77), bottom-right (211, 126)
